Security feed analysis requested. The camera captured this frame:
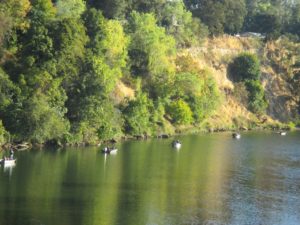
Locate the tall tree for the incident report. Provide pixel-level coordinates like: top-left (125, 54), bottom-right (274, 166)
top-left (66, 8), bottom-right (128, 143)
top-left (157, 0), bottom-right (207, 47)
top-left (56, 0), bottom-right (86, 19)
top-left (86, 0), bottom-right (127, 19)
top-left (185, 0), bottom-right (246, 35)
top-left (127, 11), bottom-right (176, 97)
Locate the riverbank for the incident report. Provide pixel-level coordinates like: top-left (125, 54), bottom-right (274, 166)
top-left (0, 120), bottom-right (293, 151)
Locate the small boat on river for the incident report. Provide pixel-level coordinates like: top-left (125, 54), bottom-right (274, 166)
top-left (232, 133), bottom-right (241, 139)
top-left (172, 140), bottom-right (182, 149)
top-left (102, 147), bottom-right (118, 154)
top-left (279, 131), bottom-right (287, 136)
top-left (0, 158), bottom-right (16, 167)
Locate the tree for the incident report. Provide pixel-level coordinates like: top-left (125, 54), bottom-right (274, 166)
top-left (56, 0), bottom-right (86, 19)
top-left (1, 0), bottom-right (31, 31)
top-left (129, 0), bottom-right (167, 14)
top-left (245, 13), bottom-right (281, 36)
top-left (127, 11), bottom-right (176, 97)
top-left (66, 9), bottom-right (128, 143)
top-left (17, 94), bottom-right (69, 143)
top-left (30, 0), bottom-right (56, 18)
top-left (185, 0), bottom-right (246, 35)
top-left (167, 99), bottom-right (193, 125)
top-left (229, 53), bottom-right (261, 82)
top-left (245, 80), bottom-right (268, 114)
top-left (157, 0), bottom-right (207, 47)
top-left (189, 74), bottom-right (219, 122)
top-left (0, 68), bottom-right (19, 114)
top-left (175, 55), bottom-right (219, 122)
top-left (86, 0), bottom-right (127, 19)
top-left (123, 92), bottom-right (152, 136)
top-left (193, 0), bottom-right (225, 35)
top-left (50, 17), bottom-right (88, 87)
top-left (0, 11), bottom-right (13, 48)
top-left (0, 120), bottom-right (8, 145)
top-left (224, 0), bottom-right (247, 34)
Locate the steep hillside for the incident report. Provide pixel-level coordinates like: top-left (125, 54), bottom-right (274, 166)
top-left (184, 35), bottom-right (299, 129)
top-left (261, 39), bottom-right (300, 122)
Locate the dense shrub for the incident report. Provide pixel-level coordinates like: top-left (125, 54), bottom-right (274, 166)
top-left (167, 99), bottom-right (193, 125)
top-left (229, 53), bottom-right (261, 82)
top-left (123, 92), bottom-right (152, 136)
top-left (245, 80), bottom-right (268, 114)
top-left (0, 120), bottom-right (8, 145)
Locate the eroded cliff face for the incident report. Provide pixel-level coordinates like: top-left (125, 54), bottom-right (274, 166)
top-left (261, 39), bottom-right (300, 122)
top-left (261, 68), bottom-right (299, 122)
top-left (187, 36), bottom-right (300, 126)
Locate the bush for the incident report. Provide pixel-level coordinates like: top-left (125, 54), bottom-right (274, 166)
top-left (0, 120), bottom-right (8, 145)
top-left (123, 92), bottom-right (152, 136)
top-left (229, 53), bottom-right (261, 82)
top-left (245, 80), bottom-right (268, 114)
top-left (189, 75), bottom-right (220, 123)
top-left (167, 99), bottom-right (193, 125)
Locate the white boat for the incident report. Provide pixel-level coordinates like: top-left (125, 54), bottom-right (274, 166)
top-left (102, 147), bottom-right (118, 154)
top-left (172, 141), bottom-right (182, 149)
top-left (1, 158), bottom-right (16, 167)
top-left (109, 148), bottom-right (118, 154)
top-left (232, 133), bottom-right (241, 139)
top-left (279, 131), bottom-right (287, 136)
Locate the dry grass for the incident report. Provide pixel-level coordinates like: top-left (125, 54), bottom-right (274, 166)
top-left (111, 81), bottom-right (135, 104)
top-left (182, 35), bottom-right (283, 128)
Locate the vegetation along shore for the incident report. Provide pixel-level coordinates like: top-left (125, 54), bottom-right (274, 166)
top-left (1, 0), bottom-right (300, 149)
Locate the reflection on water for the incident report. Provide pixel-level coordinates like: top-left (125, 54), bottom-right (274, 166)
top-left (0, 131), bottom-right (299, 225)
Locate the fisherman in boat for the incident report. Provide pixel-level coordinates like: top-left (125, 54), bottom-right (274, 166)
top-left (232, 133), bottom-right (241, 139)
top-left (103, 147), bottom-right (109, 153)
top-left (10, 149), bottom-right (14, 159)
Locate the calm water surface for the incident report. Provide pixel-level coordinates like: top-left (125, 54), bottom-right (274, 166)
top-left (0, 131), bottom-right (299, 225)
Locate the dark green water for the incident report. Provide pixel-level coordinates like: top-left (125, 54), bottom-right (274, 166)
top-left (0, 131), bottom-right (299, 225)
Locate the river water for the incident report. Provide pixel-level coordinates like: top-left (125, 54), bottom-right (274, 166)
top-left (0, 131), bottom-right (299, 225)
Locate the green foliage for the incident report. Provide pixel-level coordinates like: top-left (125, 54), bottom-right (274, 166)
top-left (167, 99), bottom-right (193, 125)
top-left (129, 0), bottom-right (167, 14)
top-left (229, 52), bottom-right (266, 115)
top-left (0, 68), bottom-right (19, 113)
top-left (127, 11), bottom-right (176, 96)
top-left (17, 94), bottom-right (69, 143)
top-left (245, 80), bottom-right (268, 114)
top-left (245, 13), bottom-right (281, 38)
top-left (56, 0), bottom-right (86, 19)
top-left (190, 74), bottom-right (220, 122)
top-left (3, 0), bottom-right (289, 145)
top-left (64, 10), bottom-right (128, 144)
top-left (123, 92), bottom-right (152, 136)
top-left (287, 121), bottom-right (296, 130)
top-left (157, 0), bottom-right (207, 47)
top-left (0, 120), bottom-right (8, 145)
top-left (82, 9), bottom-right (128, 93)
top-left (229, 53), bottom-right (261, 82)
top-left (0, 11), bottom-right (13, 48)
top-left (1, 0), bottom-right (31, 33)
top-left (69, 97), bottom-right (123, 144)
top-left (175, 55), bottom-right (220, 123)
top-left (223, 0), bottom-right (247, 34)
top-left (173, 72), bottom-right (203, 97)
top-left (30, 0), bottom-right (56, 18)
top-left (86, 0), bottom-right (127, 19)
top-left (187, 0), bottom-right (246, 35)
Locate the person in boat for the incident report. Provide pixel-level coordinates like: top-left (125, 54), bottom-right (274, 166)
top-left (10, 149), bottom-right (14, 159)
top-left (172, 140), bottom-right (181, 146)
top-left (104, 147), bottom-right (109, 153)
